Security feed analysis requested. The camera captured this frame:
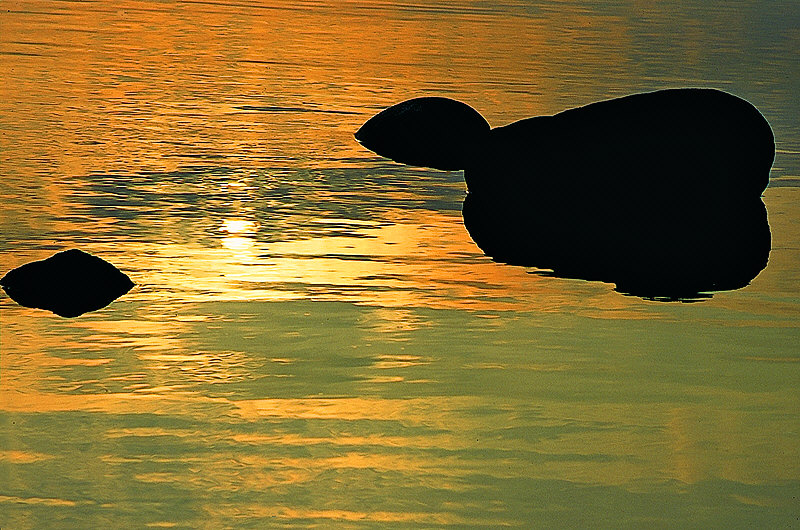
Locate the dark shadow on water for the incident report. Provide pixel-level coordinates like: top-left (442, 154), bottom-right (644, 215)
top-left (1, 249), bottom-right (134, 317)
top-left (355, 89), bottom-right (774, 301)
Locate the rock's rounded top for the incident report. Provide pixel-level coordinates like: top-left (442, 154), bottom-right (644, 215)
top-left (1, 249), bottom-right (134, 317)
top-left (355, 97), bottom-right (490, 171)
top-left (355, 89), bottom-right (775, 300)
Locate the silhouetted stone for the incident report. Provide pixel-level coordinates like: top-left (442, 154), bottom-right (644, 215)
top-left (355, 97), bottom-right (490, 171)
top-left (356, 89), bottom-right (774, 300)
top-left (1, 249), bottom-right (134, 317)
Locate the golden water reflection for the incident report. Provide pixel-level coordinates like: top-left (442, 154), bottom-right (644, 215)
top-left (102, 207), bottom-right (660, 316)
top-left (3, 387), bottom-right (797, 489)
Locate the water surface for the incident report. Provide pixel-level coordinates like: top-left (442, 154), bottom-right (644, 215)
top-left (1, 1), bottom-right (799, 527)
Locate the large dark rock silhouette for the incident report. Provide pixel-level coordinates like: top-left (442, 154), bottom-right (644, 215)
top-left (355, 89), bottom-right (774, 300)
top-left (1, 249), bottom-right (134, 317)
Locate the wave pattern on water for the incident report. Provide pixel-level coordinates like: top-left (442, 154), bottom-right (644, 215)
top-left (1, 0), bottom-right (799, 528)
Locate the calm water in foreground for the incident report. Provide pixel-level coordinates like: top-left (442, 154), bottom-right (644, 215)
top-left (1, 1), bottom-right (799, 527)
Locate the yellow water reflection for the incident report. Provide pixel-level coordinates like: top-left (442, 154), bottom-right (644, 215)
top-left (0, 495), bottom-right (77, 507)
top-left (0, 450), bottom-right (52, 464)
top-left (204, 504), bottom-right (504, 526)
top-left (3, 386), bottom-right (796, 489)
top-left (88, 207), bottom-right (658, 315)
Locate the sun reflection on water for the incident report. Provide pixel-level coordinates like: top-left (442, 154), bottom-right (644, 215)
top-left (220, 218), bottom-right (259, 252)
top-left (220, 219), bottom-right (259, 235)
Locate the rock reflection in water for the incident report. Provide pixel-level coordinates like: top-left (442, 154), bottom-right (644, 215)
top-left (355, 88), bottom-right (774, 300)
top-left (1, 249), bottom-right (134, 317)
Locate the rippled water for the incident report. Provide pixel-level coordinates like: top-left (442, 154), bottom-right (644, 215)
top-left (1, 1), bottom-right (799, 527)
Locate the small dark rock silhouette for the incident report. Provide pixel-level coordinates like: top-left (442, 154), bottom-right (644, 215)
top-left (1, 249), bottom-right (134, 317)
top-left (355, 88), bottom-right (774, 300)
